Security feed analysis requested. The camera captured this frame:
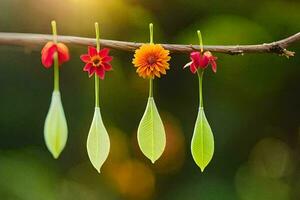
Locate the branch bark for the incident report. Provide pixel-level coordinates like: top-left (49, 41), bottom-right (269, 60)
top-left (0, 32), bottom-right (299, 56)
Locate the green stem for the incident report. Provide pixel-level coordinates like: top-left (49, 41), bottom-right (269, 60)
top-left (95, 22), bottom-right (100, 51)
top-left (51, 21), bottom-right (58, 43)
top-left (51, 20), bottom-right (59, 91)
top-left (53, 54), bottom-right (59, 91)
top-left (197, 30), bottom-right (203, 53)
top-left (94, 22), bottom-right (100, 107)
top-left (149, 78), bottom-right (153, 97)
top-left (95, 75), bottom-right (99, 107)
top-left (149, 23), bottom-right (154, 44)
top-left (197, 70), bottom-right (204, 108)
top-left (148, 23), bottom-right (154, 98)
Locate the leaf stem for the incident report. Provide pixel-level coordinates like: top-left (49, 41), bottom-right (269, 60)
top-left (149, 78), bottom-right (153, 97)
top-left (51, 20), bottom-right (59, 92)
top-left (149, 23), bottom-right (154, 44)
top-left (51, 21), bottom-right (58, 43)
top-left (148, 23), bottom-right (154, 98)
top-left (197, 70), bottom-right (204, 108)
top-left (95, 75), bottom-right (99, 107)
top-left (94, 22), bottom-right (100, 107)
top-left (95, 22), bottom-right (100, 51)
top-left (53, 54), bottom-right (59, 92)
top-left (197, 30), bottom-right (204, 53)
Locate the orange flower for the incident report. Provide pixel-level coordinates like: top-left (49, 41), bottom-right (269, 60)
top-left (132, 44), bottom-right (171, 79)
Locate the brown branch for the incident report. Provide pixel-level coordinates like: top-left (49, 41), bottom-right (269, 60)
top-left (0, 32), bottom-right (299, 56)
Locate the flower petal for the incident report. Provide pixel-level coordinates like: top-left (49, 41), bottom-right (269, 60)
top-left (96, 67), bottom-right (105, 79)
top-left (41, 42), bottom-right (57, 68)
top-left (190, 52), bottom-right (201, 67)
top-left (210, 58), bottom-right (217, 73)
top-left (183, 61), bottom-right (192, 69)
top-left (199, 55), bottom-right (209, 68)
top-left (88, 46), bottom-right (97, 57)
top-left (102, 55), bottom-right (113, 63)
top-left (41, 41), bottom-right (55, 55)
top-left (80, 54), bottom-right (91, 63)
top-left (102, 63), bottom-right (112, 71)
top-left (57, 43), bottom-right (70, 65)
top-left (154, 70), bottom-right (161, 78)
top-left (204, 51), bottom-right (217, 73)
top-left (83, 63), bottom-right (92, 71)
top-left (99, 48), bottom-right (110, 57)
top-left (190, 63), bottom-right (197, 74)
top-left (88, 67), bottom-right (96, 77)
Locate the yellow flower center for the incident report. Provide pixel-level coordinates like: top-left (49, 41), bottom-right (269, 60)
top-left (92, 56), bottom-right (102, 67)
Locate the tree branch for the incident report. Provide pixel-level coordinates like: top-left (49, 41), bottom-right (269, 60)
top-left (0, 32), bottom-right (299, 56)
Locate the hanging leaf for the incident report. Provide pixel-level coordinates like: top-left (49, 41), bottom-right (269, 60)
top-left (137, 97), bottom-right (166, 163)
top-left (44, 91), bottom-right (68, 159)
top-left (191, 107), bottom-right (214, 172)
top-left (87, 107), bottom-right (110, 173)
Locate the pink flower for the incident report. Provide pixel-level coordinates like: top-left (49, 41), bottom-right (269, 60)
top-left (80, 46), bottom-right (113, 79)
top-left (41, 42), bottom-right (70, 68)
top-left (184, 51), bottom-right (217, 73)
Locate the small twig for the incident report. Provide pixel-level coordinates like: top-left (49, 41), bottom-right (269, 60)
top-left (0, 32), bottom-right (299, 56)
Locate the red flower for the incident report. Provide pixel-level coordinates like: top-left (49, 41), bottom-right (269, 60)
top-left (184, 51), bottom-right (217, 73)
top-left (41, 42), bottom-right (70, 68)
top-left (80, 46), bottom-right (113, 79)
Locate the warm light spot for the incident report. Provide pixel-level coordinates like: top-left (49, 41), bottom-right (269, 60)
top-left (152, 113), bottom-right (186, 174)
top-left (106, 160), bottom-right (155, 200)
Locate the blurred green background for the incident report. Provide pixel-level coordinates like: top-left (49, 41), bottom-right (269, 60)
top-left (0, 0), bottom-right (300, 199)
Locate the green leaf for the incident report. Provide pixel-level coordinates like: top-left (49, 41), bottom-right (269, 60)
top-left (44, 91), bottom-right (68, 159)
top-left (191, 107), bottom-right (214, 172)
top-left (87, 107), bottom-right (110, 173)
top-left (137, 97), bottom-right (166, 163)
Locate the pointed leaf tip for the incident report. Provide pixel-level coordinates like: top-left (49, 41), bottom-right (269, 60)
top-left (87, 107), bottom-right (110, 173)
top-left (137, 97), bottom-right (166, 163)
top-left (191, 107), bottom-right (214, 172)
top-left (44, 91), bottom-right (68, 159)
